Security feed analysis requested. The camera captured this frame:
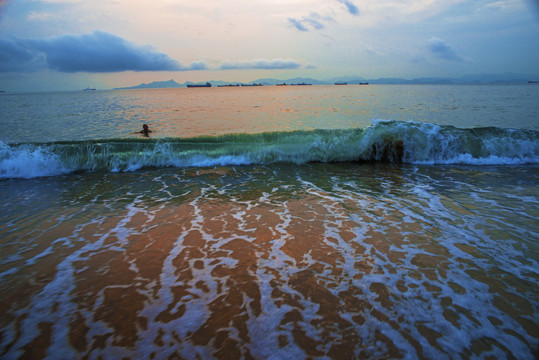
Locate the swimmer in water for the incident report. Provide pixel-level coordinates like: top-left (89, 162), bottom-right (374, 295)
top-left (138, 124), bottom-right (152, 136)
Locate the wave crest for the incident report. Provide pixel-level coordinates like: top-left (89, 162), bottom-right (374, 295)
top-left (2, 121), bottom-right (537, 179)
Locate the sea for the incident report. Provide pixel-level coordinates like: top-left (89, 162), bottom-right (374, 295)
top-left (0, 84), bottom-right (538, 359)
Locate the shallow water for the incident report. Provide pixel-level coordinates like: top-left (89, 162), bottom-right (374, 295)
top-left (1, 162), bottom-right (538, 359)
top-left (0, 85), bottom-right (538, 359)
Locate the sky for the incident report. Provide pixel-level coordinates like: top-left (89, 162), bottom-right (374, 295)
top-left (0, 0), bottom-right (538, 91)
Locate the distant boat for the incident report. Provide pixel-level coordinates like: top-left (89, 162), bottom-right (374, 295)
top-left (241, 83), bottom-right (263, 87)
top-left (359, 82), bottom-right (369, 85)
top-left (335, 82), bottom-right (347, 85)
top-left (83, 87), bottom-right (96, 91)
top-left (529, 81), bottom-right (539, 84)
top-left (291, 83), bottom-right (312, 86)
top-left (217, 84), bottom-right (241, 87)
top-left (187, 82), bottom-right (212, 88)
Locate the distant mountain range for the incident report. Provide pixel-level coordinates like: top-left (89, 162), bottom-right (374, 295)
top-left (114, 73), bottom-right (539, 90)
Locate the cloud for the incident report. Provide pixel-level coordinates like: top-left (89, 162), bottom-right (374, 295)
top-left (220, 59), bottom-right (303, 70)
top-left (188, 61), bottom-right (209, 71)
top-left (288, 1), bottom-right (354, 33)
top-left (27, 11), bottom-right (56, 21)
top-left (33, 31), bottom-right (183, 72)
top-left (428, 37), bottom-right (465, 62)
top-left (288, 12), bottom-right (334, 32)
top-left (337, 0), bottom-right (360, 15)
top-left (0, 37), bottom-right (44, 72)
top-left (288, 18), bottom-right (308, 32)
top-left (0, 31), bottom-right (203, 73)
top-left (303, 12), bottom-right (326, 30)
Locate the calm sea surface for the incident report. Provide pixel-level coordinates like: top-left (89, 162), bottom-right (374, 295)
top-left (1, 84), bottom-right (537, 143)
top-left (0, 85), bottom-right (538, 359)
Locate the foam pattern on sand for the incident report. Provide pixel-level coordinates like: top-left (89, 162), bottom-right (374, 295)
top-left (0, 163), bottom-right (538, 359)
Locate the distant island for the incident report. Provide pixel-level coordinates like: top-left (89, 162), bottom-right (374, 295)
top-left (113, 73), bottom-right (539, 90)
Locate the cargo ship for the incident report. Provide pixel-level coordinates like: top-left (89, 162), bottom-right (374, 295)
top-left (187, 82), bottom-right (212, 88)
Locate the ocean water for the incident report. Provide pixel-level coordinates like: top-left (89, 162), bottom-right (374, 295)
top-left (0, 85), bottom-right (538, 359)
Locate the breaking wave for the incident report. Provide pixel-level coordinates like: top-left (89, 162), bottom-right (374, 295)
top-left (1, 121), bottom-right (537, 179)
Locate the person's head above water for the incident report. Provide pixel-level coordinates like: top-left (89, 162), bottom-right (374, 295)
top-left (139, 124), bottom-right (152, 135)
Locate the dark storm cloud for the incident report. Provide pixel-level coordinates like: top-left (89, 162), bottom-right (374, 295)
top-left (0, 37), bottom-right (44, 72)
top-left (220, 59), bottom-right (303, 70)
top-left (0, 31), bottom-right (203, 73)
top-left (31, 31), bottom-right (183, 72)
top-left (337, 0), bottom-right (359, 15)
top-left (428, 37), bottom-right (465, 62)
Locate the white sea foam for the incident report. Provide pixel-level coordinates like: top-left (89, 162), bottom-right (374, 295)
top-left (1, 155), bottom-right (537, 359)
top-left (414, 153), bottom-right (538, 165)
top-left (0, 141), bottom-right (70, 178)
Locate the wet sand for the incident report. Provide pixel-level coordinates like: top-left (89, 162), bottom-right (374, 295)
top-left (1, 163), bottom-right (538, 359)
